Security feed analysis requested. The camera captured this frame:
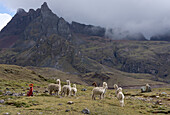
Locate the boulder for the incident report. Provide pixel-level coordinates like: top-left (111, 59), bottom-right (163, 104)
top-left (82, 108), bottom-right (90, 114)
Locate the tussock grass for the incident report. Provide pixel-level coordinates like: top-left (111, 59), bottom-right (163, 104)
top-left (0, 82), bottom-right (169, 115)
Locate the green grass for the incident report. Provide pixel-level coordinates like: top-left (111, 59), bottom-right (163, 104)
top-left (0, 83), bottom-right (169, 115)
top-left (0, 64), bottom-right (169, 114)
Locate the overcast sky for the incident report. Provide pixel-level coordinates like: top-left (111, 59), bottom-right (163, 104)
top-left (1, 0), bottom-right (170, 38)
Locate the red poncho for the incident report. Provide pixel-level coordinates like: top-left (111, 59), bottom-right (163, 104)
top-left (27, 87), bottom-right (33, 96)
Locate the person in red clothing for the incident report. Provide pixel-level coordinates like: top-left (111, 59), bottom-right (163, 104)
top-left (27, 84), bottom-right (33, 96)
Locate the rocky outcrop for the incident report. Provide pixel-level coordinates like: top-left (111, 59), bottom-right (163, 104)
top-left (58, 17), bottom-right (71, 38)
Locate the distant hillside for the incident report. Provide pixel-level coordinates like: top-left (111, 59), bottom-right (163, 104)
top-left (0, 64), bottom-right (166, 88)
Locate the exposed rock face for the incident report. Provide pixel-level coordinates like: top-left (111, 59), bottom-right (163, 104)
top-left (0, 8), bottom-right (40, 48)
top-left (0, 2), bottom-right (107, 49)
top-left (58, 18), bottom-right (71, 38)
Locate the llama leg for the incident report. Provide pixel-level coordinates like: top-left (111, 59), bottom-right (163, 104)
top-left (100, 94), bottom-right (102, 99)
top-left (68, 90), bottom-right (71, 96)
top-left (73, 91), bottom-right (75, 96)
top-left (102, 93), bottom-right (105, 99)
top-left (92, 94), bottom-right (94, 100)
top-left (54, 90), bottom-right (57, 95)
top-left (50, 90), bottom-right (52, 95)
top-left (120, 100), bottom-right (124, 107)
top-left (67, 89), bottom-right (69, 96)
top-left (63, 91), bottom-right (65, 97)
top-left (123, 100), bottom-right (125, 107)
top-left (61, 91), bottom-right (64, 97)
top-left (56, 91), bottom-right (59, 96)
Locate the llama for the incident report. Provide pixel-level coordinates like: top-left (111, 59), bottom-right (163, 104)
top-left (146, 83), bottom-right (151, 92)
top-left (92, 82), bottom-right (108, 100)
top-left (48, 79), bottom-right (61, 96)
top-left (116, 87), bottom-right (125, 107)
top-left (71, 84), bottom-right (77, 96)
top-left (114, 84), bottom-right (119, 96)
top-left (92, 82), bottom-right (97, 87)
top-left (141, 83), bottom-right (152, 93)
top-left (61, 80), bottom-right (71, 96)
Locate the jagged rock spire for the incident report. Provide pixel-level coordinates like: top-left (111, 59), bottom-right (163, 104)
top-left (41, 2), bottom-right (51, 12)
top-left (17, 8), bottom-right (27, 15)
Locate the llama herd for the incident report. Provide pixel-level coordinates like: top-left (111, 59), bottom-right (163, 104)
top-left (48, 79), bottom-right (124, 107)
top-left (48, 79), bottom-right (77, 97)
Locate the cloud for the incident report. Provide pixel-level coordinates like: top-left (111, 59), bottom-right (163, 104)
top-left (1, 0), bottom-right (170, 38)
top-left (0, 13), bottom-right (12, 31)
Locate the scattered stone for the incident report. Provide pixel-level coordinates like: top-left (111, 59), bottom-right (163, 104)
top-left (6, 88), bottom-right (9, 90)
top-left (58, 103), bottom-right (62, 105)
top-left (43, 89), bottom-right (48, 93)
top-left (156, 96), bottom-right (159, 98)
top-left (65, 109), bottom-right (70, 112)
top-left (161, 92), bottom-right (167, 94)
top-left (11, 88), bottom-right (15, 90)
top-left (21, 87), bottom-right (24, 89)
top-left (5, 91), bottom-right (12, 96)
top-left (3, 113), bottom-right (10, 115)
top-left (82, 108), bottom-right (90, 114)
top-left (0, 99), bottom-right (5, 103)
top-left (155, 100), bottom-right (162, 105)
top-left (17, 112), bottom-right (21, 115)
top-left (12, 93), bottom-right (19, 96)
top-left (67, 101), bottom-right (74, 105)
top-left (11, 92), bottom-right (25, 97)
top-left (39, 112), bottom-right (43, 114)
top-left (81, 88), bottom-right (87, 91)
top-left (34, 90), bottom-right (39, 93)
top-left (0, 90), bottom-right (3, 94)
top-left (33, 103), bottom-right (38, 106)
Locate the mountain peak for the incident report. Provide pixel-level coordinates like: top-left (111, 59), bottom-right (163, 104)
top-left (41, 2), bottom-right (50, 11)
top-left (17, 8), bottom-right (27, 15)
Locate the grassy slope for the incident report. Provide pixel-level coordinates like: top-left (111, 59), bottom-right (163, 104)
top-left (26, 66), bottom-right (87, 85)
top-left (26, 65), bottom-right (166, 87)
top-left (0, 84), bottom-right (169, 114)
top-left (0, 64), bottom-right (169, 114)
top-left (0, 64), bottom-right (166, 88)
